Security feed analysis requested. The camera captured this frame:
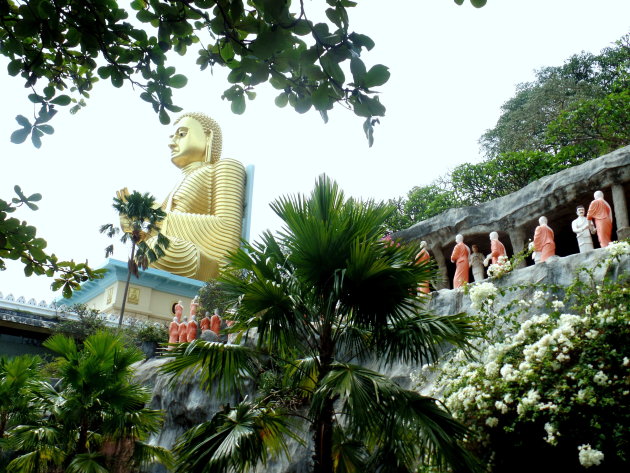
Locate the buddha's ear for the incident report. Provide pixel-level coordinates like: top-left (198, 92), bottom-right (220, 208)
top-left (205, 130), bottom-right (213, 163)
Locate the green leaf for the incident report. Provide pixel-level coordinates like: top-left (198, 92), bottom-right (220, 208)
top-left (349, 32), bottom-right (375, 51)
top-left (10, 127), bottom-right (31, 145)
top-left (15, 115), bottom-right (31, 128)
top-left (312, 86), bottom-right (330, 111)
top-left (7, 60), bottom-right (22, 76)
top-left (470, 0), bottom-right (487, 7)
top-left (38, 125), bottom-right (54, 135)
top-left (51, 95), bottom-right (72, 106)
top-left (159, 109), bottom-right (170, 125)
top-left (350, 57), bottom-right (367, 84)
top-left (31, 128), bottom-right (43, 148)
top-left (454, 0), bottom-right (464, 4)
top-left (169, 74), bottom-right (188, 88)
top-left (274, 92), bottom-right (288, 108)
top-left (231, 95), bottom-right (246, 114)
top-left (364, 64), bottom-right (390, 88)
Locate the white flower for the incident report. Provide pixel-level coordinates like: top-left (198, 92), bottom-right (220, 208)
top-left (469, 282), bottom-right (498, 311)
top-left (495, 400), bottom-right (508, 414)
top-left (485, 416), bottom-right (499, 427)
top-left (585, 329), bottom-right (599, 339)
top-left (593, 371), bottom-right (608, 386)
top-left (500, 363), bottom-right (519, 382)
top-left (556, 353), bottom-right (570, 363)
top-left (551, 300), bottom-right (564, 309)
top-left (544, 422), bottom-right (559, 445)
top-left (578, 444), bottom-right (604, 468)
top-left (623, 357), bottom-right (629, 367)
top-left (606, 240), bottom-right (630, 256)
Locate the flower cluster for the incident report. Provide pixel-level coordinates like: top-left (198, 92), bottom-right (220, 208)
top-left (487, 255), bottom-right (512, 278)
top-left (428, 251), bottom-right (629, 471)
top-left (578, 444), bottom-right (605, 468)
top-left (606, 240), bottom-right (630, 257)
top-left (469, 281), bottom-right (499, 312)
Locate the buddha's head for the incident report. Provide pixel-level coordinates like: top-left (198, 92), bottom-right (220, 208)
top-left (594, 190), bottom-right (604, 200)
top-left (489, 231), bottom-right (498, 241)
top-left (455, 234), bottom-right (463, 244)
top-left (169, 112), bottom-right (223, 167)
top-left (539, 216), bottom-right (548, 226)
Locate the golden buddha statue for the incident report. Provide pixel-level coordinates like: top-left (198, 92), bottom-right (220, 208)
top-left (146, 112), bottom-right (246, 281)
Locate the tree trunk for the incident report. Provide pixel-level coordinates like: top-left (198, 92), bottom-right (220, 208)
top-left (118, 241), bottom-right (135, 327)
top-left (313, 323), bottom-right (334, 473)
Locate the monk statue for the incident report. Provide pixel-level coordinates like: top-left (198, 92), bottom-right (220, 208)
top-left (190, 295), bottom-right (200, 317)
top-left (415, 241), bottom-right (431, 294)
top-left (210, 312), bottom-right (222, 336)
top-left (168, 316), bottom-right (179, 347)
top-left (533, 216), bottom-right (556, 262)
top-left (200, 311), bottom-right (211, 332)
top-left (174, 300), bottom-right (183, 323)
top-left (587, 190), bottom-right (613, 248)
top-left (133, 112), bottom-right (247, 281)
top-left (187, 314), bottom-right (198, 341)
top-left (450, 234), bottom-right (470, 289)
top-left (572, 205), bottom-right (595, 253)
top-left (178, 319), bottom-right (188, 343)
top-left (469, 244), bottom-right (485, 282)
top-left (483, 232), bottom-right (506, 267)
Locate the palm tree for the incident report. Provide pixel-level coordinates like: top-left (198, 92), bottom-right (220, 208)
top-left (5, 331), bottom-right (172, 473)
top-left (100, 190), bottom-right (169, 327)
top-left (162, 176), bottom-right (480, 473)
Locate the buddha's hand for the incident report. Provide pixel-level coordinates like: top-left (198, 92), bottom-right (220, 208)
top-left (116, 187), bottom-right (130, 202)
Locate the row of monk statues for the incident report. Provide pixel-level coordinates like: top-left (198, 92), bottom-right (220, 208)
top-left (167, 296), bottom-right (232, 346)
top-left (437, 190), bottom-right (615, 289)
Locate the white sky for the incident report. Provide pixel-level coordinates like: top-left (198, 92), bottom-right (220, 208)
top-left (1, 0), bottom-right (629, 303)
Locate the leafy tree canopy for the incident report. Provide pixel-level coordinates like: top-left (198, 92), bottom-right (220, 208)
top-left (0, 185), bottom-right (106, 297)
top-left (2, 0), bottom-right (485, 148)
top-left (385, 33), bottom-right (630, 232)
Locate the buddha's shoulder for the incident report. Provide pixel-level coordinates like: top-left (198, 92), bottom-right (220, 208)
top-left (216, 158), bottom-right (246, 171)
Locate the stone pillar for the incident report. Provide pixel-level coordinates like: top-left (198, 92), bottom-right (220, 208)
top-left (430, 245), bottom-right (450, 290)
top-left (509, 226), bottom-right (528, 269)
top-left (611, 184), bottom-right (630, 240)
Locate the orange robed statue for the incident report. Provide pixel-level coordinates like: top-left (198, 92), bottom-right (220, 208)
top-left (168, 316), bottom-right (179, 347)
top-left (200, 312), bottom-right (211, 332)
top-left (483, 232), bottom-right (506, 267)
top-left (415, 240), bottom-right (431, 294)
top-left (178, 320), bottom-right (188, 343)
top-left (187, 315), bottom-right (198, 341)
top-left (450, 234), bottom-right (470, 289)
top-left (587, 190), bottom-right (613, 248)
top-left (533, 216), bottom-right (556, 262)
top-left (210, 313), bottom-right (222, 336)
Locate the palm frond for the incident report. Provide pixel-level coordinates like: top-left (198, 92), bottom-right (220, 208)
top-left (132, 441), bottom-right (175, 470)
top-left (370, 311), bottom-right (479, 366)
top-left (66, 452), bottom-right (108, 473)
top-left (174, 400), bottom-right (298, 473)
top-left (160, 339), bottom-right (260, 396)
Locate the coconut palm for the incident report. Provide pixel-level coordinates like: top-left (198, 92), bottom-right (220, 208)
top-left (162, 176), bottom-right (480, 473)
top-left (5, 331), bottom-right (172, 473)
top-left (100, 190), bottom-right (169, 327)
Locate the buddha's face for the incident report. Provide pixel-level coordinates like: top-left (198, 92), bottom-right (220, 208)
top-left (169, 116), bottom-right (208, 168)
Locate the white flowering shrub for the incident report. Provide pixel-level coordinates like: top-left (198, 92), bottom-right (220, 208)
top-left (428, 250), bottom-right (630, 472)
top-left (469, 281), bottom-right (498, 312)
top-left (487, 255), bottom-right (511, 278)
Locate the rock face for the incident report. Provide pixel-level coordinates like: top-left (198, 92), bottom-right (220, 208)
top-left (135, 249), bottom-right (627, 473)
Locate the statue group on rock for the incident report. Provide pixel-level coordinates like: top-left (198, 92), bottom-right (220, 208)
top-left (430, 189), bottom-right (618, 291)
top-left (167, 296), bottom-right (228, 347)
